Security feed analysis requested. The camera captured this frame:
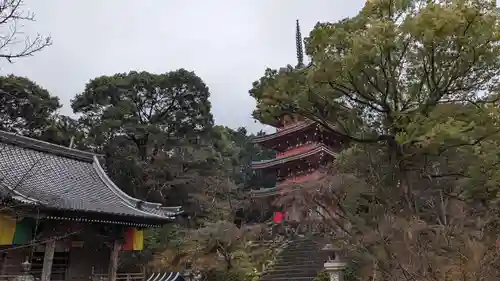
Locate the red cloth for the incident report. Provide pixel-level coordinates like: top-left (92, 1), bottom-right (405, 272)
top-left (273, 211), bottom-right (284, 224)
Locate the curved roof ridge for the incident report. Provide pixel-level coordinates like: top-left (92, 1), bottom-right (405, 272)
top-left (252, 121), bottom-right (314, 143)
top-left (0, 130), bottom-right (99, 162)
top-left (118, 201), bottom-right (165, 219)
top-left (92, 156), bottom-right (180, 212)
top-left (251, 144), bottom-right (337, 169)
top-left (92, 156), bottom-right (142, 206)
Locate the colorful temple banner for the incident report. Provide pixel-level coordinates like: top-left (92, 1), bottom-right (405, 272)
top-left (0, 215), bottom-right (16, 245)
top-left (122, 228), bottom-right (143, 251)
top-left (13, 218), bottom-right (35, 245)
top-left (0, 215), bottom-right (35, 246)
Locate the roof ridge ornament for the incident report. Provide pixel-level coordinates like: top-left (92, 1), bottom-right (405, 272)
top-left (296, 19), bottom-right (304, 68)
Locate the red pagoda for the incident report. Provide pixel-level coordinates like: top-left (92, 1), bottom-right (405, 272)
top-left (250, 21), bottom-right (345, 222)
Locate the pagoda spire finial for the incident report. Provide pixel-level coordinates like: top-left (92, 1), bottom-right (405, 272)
top-left (295, 19), bottom-right (304, 67)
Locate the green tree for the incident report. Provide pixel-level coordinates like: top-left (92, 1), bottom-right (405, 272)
top-left (0, 75), bottom-right (60, 136)
top-left (211, 126), bottom-right (275, 188)
top-left (250, 0), bottom-right (500, 280)
top-left (72, 69), bottom-right (214, 159)
top-left (71, 70), bottom-right (215, 202)
top-left (39, 115), bottom-right (87, 148)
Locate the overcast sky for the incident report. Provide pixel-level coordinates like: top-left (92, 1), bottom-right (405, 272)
top-left (0, 0), bottom-right (364, 133)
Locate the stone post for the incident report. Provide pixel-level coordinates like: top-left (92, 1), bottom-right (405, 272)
top-left (323, 246), bottom-right (347, 281)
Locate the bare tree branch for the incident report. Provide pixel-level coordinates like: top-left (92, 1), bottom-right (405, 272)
top-left (0, 0), bottom-right (51, 64)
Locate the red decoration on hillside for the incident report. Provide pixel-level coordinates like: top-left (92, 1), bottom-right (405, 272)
top-left (273, 211), bottom-right (285, 224)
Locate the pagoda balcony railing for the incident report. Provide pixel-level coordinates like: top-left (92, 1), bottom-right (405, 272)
top-left (276, 142), bottom-right (318, 158)
top-left (277, 171), bottom-right (323, 187)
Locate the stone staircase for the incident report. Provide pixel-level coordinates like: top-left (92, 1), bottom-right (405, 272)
top-left (259, 237), bottom-right (329, 281)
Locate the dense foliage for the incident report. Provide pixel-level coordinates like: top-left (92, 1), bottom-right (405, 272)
top-left (250, 0), bottom-right (500, 280)
top-left (0, 75), bottom-right (60, 136)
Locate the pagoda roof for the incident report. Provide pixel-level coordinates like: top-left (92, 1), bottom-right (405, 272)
top-left (251, 144), bottom-right (337, 170)
top-left (252, 121), bottom-right (314, 144)
top-left (0, 131), bottom-right (182, 225)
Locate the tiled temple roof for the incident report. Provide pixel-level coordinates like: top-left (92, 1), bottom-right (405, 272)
top-left (251, 144), bottom-right (337, 170)
top-left (0, 130), bottom-right (183, 224)
top-left (252, 121), bottom-right (314, 144)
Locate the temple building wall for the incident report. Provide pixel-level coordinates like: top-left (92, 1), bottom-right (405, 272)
top-left (0, 246), bottom-right (29, 277)
top-left (0, 241), bottom-right (110, 281)
top-left (67, 246), bottom-right (110, 281)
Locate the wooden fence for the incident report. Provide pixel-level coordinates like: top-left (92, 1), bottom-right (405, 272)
top-left (0, 271), bottom-right (146, 281)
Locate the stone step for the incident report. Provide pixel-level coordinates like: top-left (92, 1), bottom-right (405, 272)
top-left (270, 264), bottom-right (324, 272)
top-left (283, 247), bottom-right (319, 253)
top-left (271, 260), bottom-right (325, 268)
top-left (274, 255), bottom-right (326, 263)
top-left (283, 244), bottom-right (321, 251)
top-left (273, 260), bottom-right (324, 267)
top-left (270, 262), bottom-right (324, 270)
top-left (279, 250), bottom-right (328, 256)
top-left (282, 244), bottom-right (320, 250)
top-left (261, 271), bottom-right (318, 279)
top-left (273, 259), bottom-right (325, 267)
top-left (271, 263), bottom-right (324, 270)
top-left (284, 240), bottom-right (319, 245)
top-left (277, 253), bottom-right (322, 259)
top-left (270, 263), bottom-right (324, 271)
top-left (257, 238), bottom-right (326, 281)
top-left (259, 276), bottom-right (316, 281)
top-left (280, 249), bottom-right (323, 256)
top-left (263, 266), bottom-right (321, 274)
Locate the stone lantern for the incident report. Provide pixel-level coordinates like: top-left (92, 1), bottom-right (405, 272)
top-left (21, 260), bottom-right (32, 273)
top-left (322, 245), bottom-right (347, 281)
top-left (12, 259), bottom-right (35, 281)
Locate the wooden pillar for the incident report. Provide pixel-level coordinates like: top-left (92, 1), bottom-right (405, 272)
top-left (108, 240), bottom-right (121, 281)
top-left (0, 253), bottom-right (7, 275)
top-left (41, 239), bottom-right (56, 281)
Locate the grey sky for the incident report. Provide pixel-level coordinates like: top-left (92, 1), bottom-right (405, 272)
top-left (0, 0), bottom-right (364, 133)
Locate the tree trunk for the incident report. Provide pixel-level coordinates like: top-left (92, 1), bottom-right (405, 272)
top-left (109, 240), bottom-right (121, 281)
top-left (41, 239), bottom-right (56, 281)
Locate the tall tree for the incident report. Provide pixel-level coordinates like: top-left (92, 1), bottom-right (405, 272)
top-left (72, 70), bottom-right (214, 203)
top-left (250, 0), bottom-right (500, 280)
top-left (72, 69), bottom-right (214, 158)
top-left (0, 75), bottom-right (60, 136)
